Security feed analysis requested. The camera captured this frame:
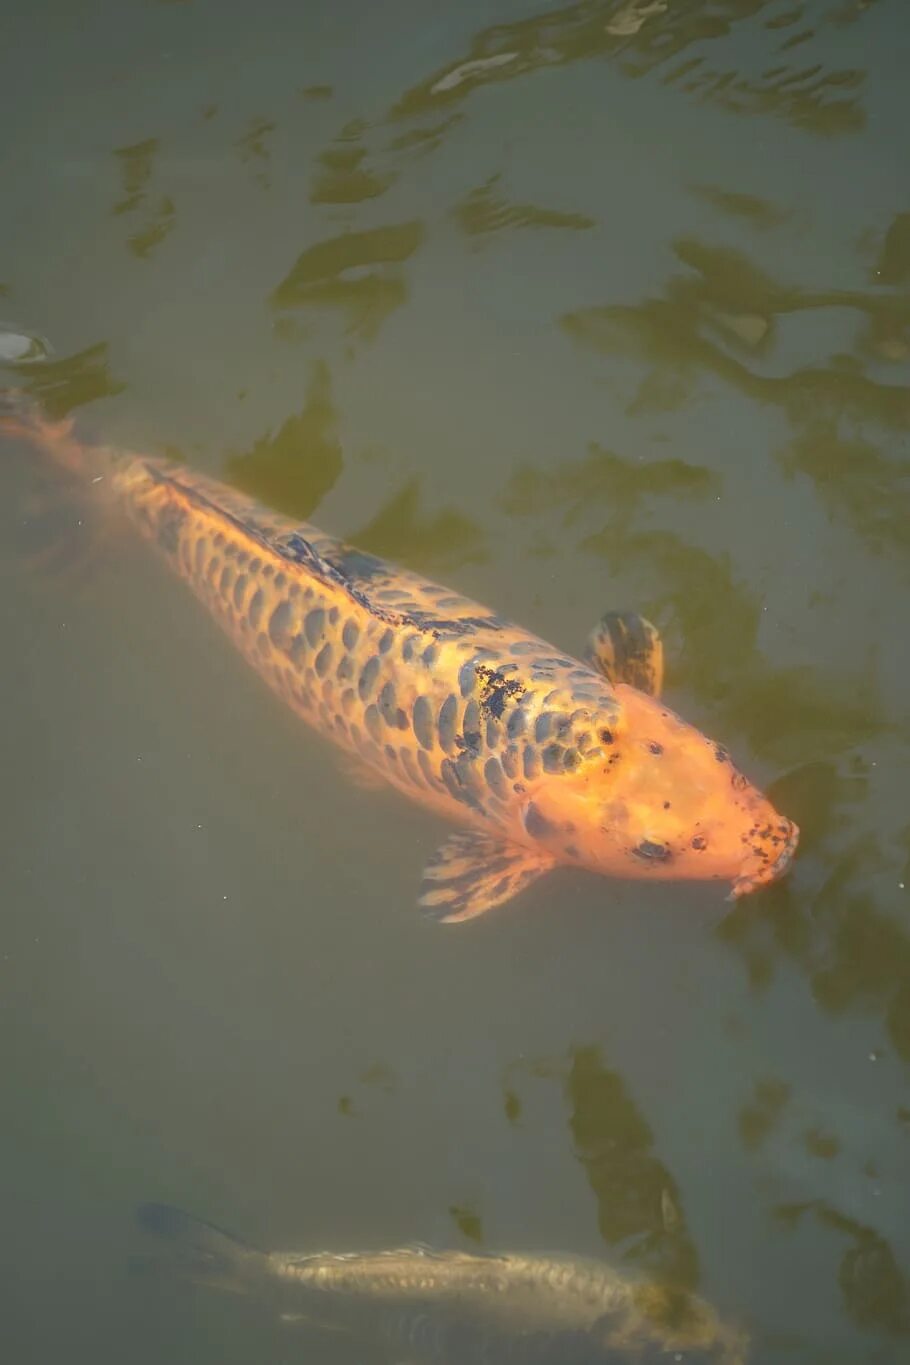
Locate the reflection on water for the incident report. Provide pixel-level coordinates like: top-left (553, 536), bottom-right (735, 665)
top-left (225, 361), bottom-right (343, 520)
top-left (387, 0), bottom-right (870, 138)
top-left (776, 423), bottom-right (910, 562)
top-left (453, 174), bottom-right (595, 242)
top-left (563, 234), bottom-right (910, 432)
top-left (113, 139), bottom-right (176, 259)
top-left (271, 220), bottom-right (424, 341)
top-left (872, 211), bottom-right (910, 285)
top-left (352, 477), bottom-right (488, 575)
top-left (11, 342), bottom-right (125, 418)
top-left (689, 183), bottom-right (790, 230)
top-left (777, 1201), bottom-right (910, 1336)
top-left (310, 122), bottom-right (396, 205)
top-left (567, 1046), bottom-right (700, 1292)
top-left (234, 116), bottom-right (276, 190)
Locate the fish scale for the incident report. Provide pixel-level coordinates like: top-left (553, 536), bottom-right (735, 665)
top-left (119, 453), bottom-right (620, 842)
top-left (4, 400), bottom-right (799, 919)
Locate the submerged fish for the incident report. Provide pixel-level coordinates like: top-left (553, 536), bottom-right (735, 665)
top-left (2, 399), bottom-right (797, 919)
top-left (135, 1202), bottom-right (747, 1363)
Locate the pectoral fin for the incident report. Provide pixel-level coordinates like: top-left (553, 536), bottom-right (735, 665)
top-left (585, 611), bottom-right (664, 698)
top-left (419, 832), bottom-right (554, 923)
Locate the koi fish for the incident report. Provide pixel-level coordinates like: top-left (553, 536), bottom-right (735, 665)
top-left (2, 398), bottom-right (798, 920)
top-left (134, 1202), bottom-right (747, 1364)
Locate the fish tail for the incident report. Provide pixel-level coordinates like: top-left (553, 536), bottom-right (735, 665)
top-left (132, 1203), bottom-right (271, 1296)
top-left (0, 386), bottom-right (103, 481)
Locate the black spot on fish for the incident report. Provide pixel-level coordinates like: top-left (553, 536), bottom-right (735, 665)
top-left (634, 840), bottom-right (672, 862)
top-left (364, 705), bottom-right (383, 744)
top-left (336, 653), bottom-right (353, 681)
top-left (501, 745), bottom-right (520, 780)
top-left (731, 770), bottom-right (749, 791)
top-left (648, 742), bottom-right (663, 756)
top-left (328, 605), bottom-right (339, 625)
top-left (249, 557), bottom-right (262, 574)
top-left (458, 660), bottom-right (475, 698)
top-left (565, 843), bottom-right (580, 860)
top-left (262, 564), bottom-right (274, 579)
top-left (378, 681), bottom-right (398, 725)
top-left (219, 565), bottom-right (234, 594)
top-left (342, 619), bottom-right (359, 651)
top-left (461, 699), bottom-right (481, 755)
top-left (600, 729), bottom-right (614, 745)
top-left (507, 708), bottom-right (527, 739)
top-left (273, 572), bottom-right (286, 591)
top-left (269, 600), bottom-right (294, 649)
top-left (287, 634), bottom-right (307, 667)
top-left (475, 665), bottom-right (525, 720)
top-left (395, 708), bottom-right (408, 730)
top-left (523, 802), bottom-right (554, 840)
top-left (535, 713), bottom-right (554, 743)
top-left (315, 643), bottom-right (333, 678)
top-left (439, 756), bottom-right (484, 813)
top-left (438, 695), bottom-right (458, 753)
top-left (691, 835), bottom-right (707, 850)
top-left (401, 634), bottom-right (420, 663)
top-left (422, 643), bottom-right (439, 668)
top-left (563, 748), bottom-right (580, 771)
top-left (384, 744), bottom-right (397, 763)
top-left (523, 745), bottom-right (541, 780)
top-left (484, 757), bottom-right (508, 801)
top-left (305, 608), bottom-right (325, 647)
top-left (378, 629), bottom-right (395, 655)
top-left (715, 745), bottom-right (729, 763)
top-left (412, 695), bottom-right (434, 750)
top-left (248, 589), bottom-right (264, 630)
top-left (358, 655), bottom-right (380, 702)
top-left (542, 744), bottom-right (563, 773)
top-left (663, 801), bottom-right (671, 810)
top-left (232, 574), bottom-right (248, 609)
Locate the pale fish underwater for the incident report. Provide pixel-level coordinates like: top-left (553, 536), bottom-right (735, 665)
top-left (134, 1203), bottom-right (748, 1364)
top-left (1, 393), bottom-right (798, 920)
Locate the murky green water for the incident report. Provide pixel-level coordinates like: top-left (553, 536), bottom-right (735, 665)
top-left (2, 1), bottom-right (909, 1361)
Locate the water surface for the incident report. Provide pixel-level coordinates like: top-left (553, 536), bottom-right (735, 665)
top-left (2, 2), bottom-right (909, 1362)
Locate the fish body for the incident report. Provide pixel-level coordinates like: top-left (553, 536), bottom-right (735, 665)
top-left (3, 402), bottom-right (798, 917)
top-left (136, 1203), bottom-right (747, 1363)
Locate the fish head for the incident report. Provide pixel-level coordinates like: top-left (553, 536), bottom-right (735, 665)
top-left (523, 682), bottom-right (798, 898)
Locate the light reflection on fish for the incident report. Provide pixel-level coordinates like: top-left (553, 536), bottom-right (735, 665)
top-left (2, 398), bottom-right (797, 919)
top-left (135, 1203), bottom-right (747, 1364)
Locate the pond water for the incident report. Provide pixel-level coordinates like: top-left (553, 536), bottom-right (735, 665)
top-left (1, 2), bottom-right (909, 1362)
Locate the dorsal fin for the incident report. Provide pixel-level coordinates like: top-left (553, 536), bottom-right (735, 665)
top-left (144, 464), bottom-right (400, 622)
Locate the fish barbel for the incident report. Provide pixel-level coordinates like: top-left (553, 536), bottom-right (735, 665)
top-left (2, 399), bottom-right (798, 919)
top-left (135, 1203), bottom-right (747, 1363)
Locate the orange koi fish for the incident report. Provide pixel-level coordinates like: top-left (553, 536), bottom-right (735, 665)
top-left (3, 400), bottom-right (798, 921)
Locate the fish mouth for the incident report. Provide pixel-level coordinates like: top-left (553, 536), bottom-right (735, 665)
top-left (728, 819), bottom-right (800, 900)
